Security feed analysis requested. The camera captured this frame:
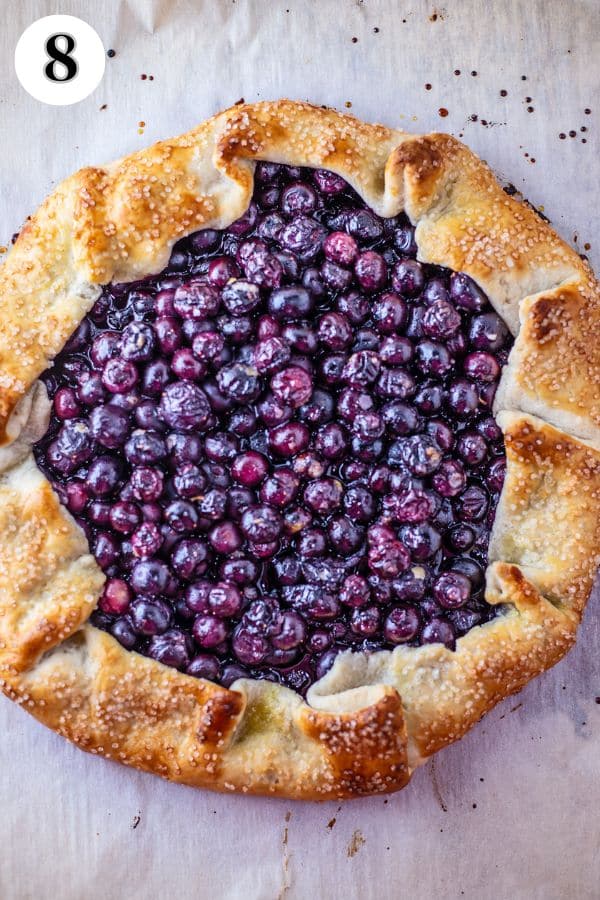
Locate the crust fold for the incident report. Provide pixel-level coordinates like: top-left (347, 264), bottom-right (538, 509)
top-left (0, 454), bottom-right (104, 675)
top-left (490, 411), bottom-right (600, 614)
top-left (0, 100), bottom-right (598, 799)
top-left (495, 277), bottom-right (600, 445)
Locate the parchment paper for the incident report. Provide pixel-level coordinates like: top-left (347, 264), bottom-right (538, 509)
top-left (0, 2), bottom-right (599, 898)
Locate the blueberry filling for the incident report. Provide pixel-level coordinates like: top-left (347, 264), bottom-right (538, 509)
top-left (33, 163), bottom-right (512, 694)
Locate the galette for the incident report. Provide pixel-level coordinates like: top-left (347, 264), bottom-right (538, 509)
top-left (1, 101), bottom-right (599, 799)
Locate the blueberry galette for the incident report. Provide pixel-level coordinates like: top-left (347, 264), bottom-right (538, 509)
top-left (1, 101), bottom-right (599, 799)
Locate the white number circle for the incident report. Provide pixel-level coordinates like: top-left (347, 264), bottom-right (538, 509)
top-left (15, 15), bottom-right (106, 106)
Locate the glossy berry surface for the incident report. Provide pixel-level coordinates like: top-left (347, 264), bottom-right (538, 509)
top-left (34, 163), bottom-right (512, 695)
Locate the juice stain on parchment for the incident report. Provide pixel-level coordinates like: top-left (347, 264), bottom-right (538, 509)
top-left (278, 811), bottom-right (292, 899)
top-left (346, 830), bottom-right (366, 858)
top-left (430, 757), bottom-right (448, 812)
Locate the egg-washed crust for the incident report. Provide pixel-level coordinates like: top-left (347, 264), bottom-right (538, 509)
top-left (0, 100), bottom-right (599, 800)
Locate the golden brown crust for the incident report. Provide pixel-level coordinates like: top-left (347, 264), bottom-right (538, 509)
top-left (491, 412), bottom-right (600, 614)
top-left (1, 627), bottom-right (409, 799)
top-left (0, 453), bottom-right (104, 675)
top-left (299, 689), bottom-right (410, 795)
top-left (495, 275), bottom-right (600, 444)
top-left (0, 100), bottom-right (599, 799)
top-left (0, 180), bottom-right (100, 439)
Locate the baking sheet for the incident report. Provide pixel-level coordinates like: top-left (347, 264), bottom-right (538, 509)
top-left (0, 1), bottom-right (599, 898)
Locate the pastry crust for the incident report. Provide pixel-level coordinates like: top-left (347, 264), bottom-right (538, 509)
top-left (0, 100), bottom-right (599, 799)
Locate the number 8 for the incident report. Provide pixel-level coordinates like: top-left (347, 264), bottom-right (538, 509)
top-left (44, 33), bottom-right (78, 83)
